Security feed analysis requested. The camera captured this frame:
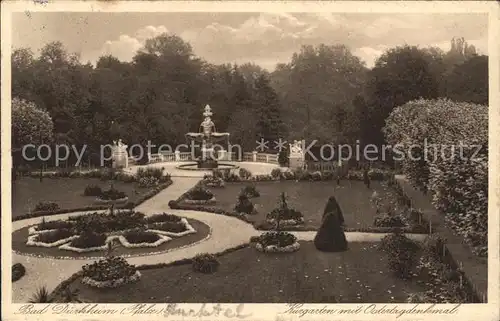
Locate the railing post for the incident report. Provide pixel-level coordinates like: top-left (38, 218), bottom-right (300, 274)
top-left (266, 154), bottom-right (269, 163)
top-left (252, 151), bottom-right (257, 162)
top-left (175, 150), bottom-right (180, 162)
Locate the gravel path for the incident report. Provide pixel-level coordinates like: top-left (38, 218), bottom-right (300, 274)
top-left (11, 176), bottom-right (428, 303)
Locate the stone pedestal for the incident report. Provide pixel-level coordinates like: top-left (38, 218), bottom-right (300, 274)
top-left (218, 149), bottom-right (228, 161)
top-left (112, 140), bottom-right (128, 169)
top-left (289, 140), bottom-right (305, 169)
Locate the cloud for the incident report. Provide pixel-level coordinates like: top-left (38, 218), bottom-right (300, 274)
top-left (85, 13), bottom-right (488, 70)
top-left (83, 25), bottom-right (169, 64)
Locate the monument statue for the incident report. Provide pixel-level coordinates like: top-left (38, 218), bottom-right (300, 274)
top-left (112, 139), bottom-right (128, 169)
top-left (185, 105), bottom-right (230, 168)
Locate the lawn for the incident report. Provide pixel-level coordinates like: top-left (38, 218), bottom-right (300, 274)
top-left (67, 242), bottom-right (425, 303)
top-left (12, 218), bottom-right (210, 259)
top-left (12, 177), bottom-right (157, 218)
top-left (185, 180), bottom-right (383, 230)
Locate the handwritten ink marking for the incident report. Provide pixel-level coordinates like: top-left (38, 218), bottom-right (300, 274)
top-left (24, 10), bottom-right (32, 18)
top-left (33, 0), bottom-right (49, 5)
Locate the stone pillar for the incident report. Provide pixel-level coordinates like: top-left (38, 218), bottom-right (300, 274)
top-left (219, 149), bottom-right (227, 161)
top-left (175, 150), bottom-right (180, 161)
top-left (252, 151), bottom-right (257, 162)
top-left (289, 140), bottom-right (305, 169)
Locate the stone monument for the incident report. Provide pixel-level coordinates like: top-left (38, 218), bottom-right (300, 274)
top-left (289, 140), bottom-right (305, 169)
top-left (185, 104), bottom-right (230, 169)
top-left (112, 139), bottom-right (128, 169)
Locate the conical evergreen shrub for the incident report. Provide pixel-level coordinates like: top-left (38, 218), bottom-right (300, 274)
top-left (322, 196), bottom-right (344, 226)
top-left (314, 211), bottom-right (348, 252)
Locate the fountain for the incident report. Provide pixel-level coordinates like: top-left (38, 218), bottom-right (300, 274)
top-left (178, 105), bottom-right (238, 171)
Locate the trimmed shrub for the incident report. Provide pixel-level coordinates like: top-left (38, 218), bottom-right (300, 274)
top-left (84, 185), bottom-right (102, 197)
top-left (99, 187), bottom-right (127, 200)
top-left (136, 167), bottom-right (164, 180)
top-left (271, 168), bottom-right (282, 179)
top-left (314, 211), bottom-right (348, 252)
top-left (192, 253), bottom-right (220, 274)
top-left (239, 168), bottom-right (252, 180)
top-left (278, 149), bottom-right (289, 166)
top-left (187, 186), bottom-right (213, 201)
top-left (322, 196), bottom-right (344, 226)
top-left (384, 98), bottom-right (488, 255)
top-left (138, 176), bottom-right (160, 188)
top-left (34, 202), bottom-right (59, 212)
top-left (234, 193), bottom-right (255, 215)
top-left (379, 232), bottom-right (420, 279)
top-left (373, 214), bottom-right (405, 227)
top-left (241, 185), bottom-right (260, 198)
top-left (12, 263), bottom-right (26, 282)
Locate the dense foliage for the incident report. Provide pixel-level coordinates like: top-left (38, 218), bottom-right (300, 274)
top-left (82, 257), bottom-right (137, 282)
top-left (384, 98), bottom-right (488, 255)
top-left (191, 253), bottom-right (220, 274)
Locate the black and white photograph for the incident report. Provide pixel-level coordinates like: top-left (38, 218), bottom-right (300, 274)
top-left (1, 1), bottom-right (498, 320)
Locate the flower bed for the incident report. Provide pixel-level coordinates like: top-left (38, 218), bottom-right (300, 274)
top-left (266, 208), bottom-right (304, 227)
top-left (59, 232), bottom-right (114, 253)
top-left (147, 218), bottom-right (196, 237)
top-left (183, 197), bottom-right (216, 205)
top-left (94, 196), bottom-right (129, 205)
top-left (118, 231), bottom-right (171, 248)
top-left (27, 229), bottom-right (78, 247)
top-left (81, 257), bottom-right (141, 288)
top-left (253, 231), bottom-right (300, 253)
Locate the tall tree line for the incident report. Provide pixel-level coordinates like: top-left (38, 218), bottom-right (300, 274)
top-left (12, 34), bottom-right (488, 166)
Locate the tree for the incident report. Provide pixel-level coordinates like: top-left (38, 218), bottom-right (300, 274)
top-left (314, 210), bottom-right (348, 252)
top-left (363, 45), bottom-right (439, 146)
top-left (444, 55), bottom-right (488, 105)
top-left (253, 74), bottom-right (286, 143)
top-left (12, 98), bottom-right (54, 148)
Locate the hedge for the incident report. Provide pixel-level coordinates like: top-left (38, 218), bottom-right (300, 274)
top-left (384, 98), bottom-right (488, 255)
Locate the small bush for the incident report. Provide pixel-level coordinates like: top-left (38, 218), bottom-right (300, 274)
top-left (234, 193), bottom-right (255, 215)
top-left (123, 230), bottom-right (160, 244)
top-left (99, 187), bottom-right (127, 200)
top-left (271, 168), bottom-right (282, 179)
top-left (168, 200), bottom-right (179, 209)
top-left (188, 186), bottom-right (213, 201)
top-left (379, 232), bottom-right (420, 279)
top-left (278, 149), bottom-right (289, 166)
top-left (35, 228), bottom-right (74, 243)
top-left (34, 201), bottom-right (60, 212)
top-left (70, 231), bottom-right (107, 248)
top-left (242, 185), bottom-right (260, 198)
top-left (84, 185), bottom-right (102, 197)
top-left (138, 176), bottom-right (160, 188)
top-left (374, 214), bottom-right (405, 227)
top-left (12, 263), bottom-right (26, 282)
top-left (82, 256), bottom-right (137, 282)
top-left (257, 231), bottom-right (297, 248)
top-left (192, 253), bottom-right (220, 274)
top-left (136, 167), bottom-right (164, 180)
top-left (239, 168), bottom-right (252, 180)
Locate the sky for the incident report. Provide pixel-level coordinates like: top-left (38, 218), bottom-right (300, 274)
top-left (12, 12), bottom-right (488, 70)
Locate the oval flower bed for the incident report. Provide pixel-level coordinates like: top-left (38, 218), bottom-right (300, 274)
top-left (28, 219), bottom-right (75, 235)
top-left (253, 231), bottom-right (300, 253)
top-left (82, 256), bottom-right (141, 288)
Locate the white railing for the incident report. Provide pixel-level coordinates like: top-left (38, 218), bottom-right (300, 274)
top-left (129, 151), bottom-right (281, 165)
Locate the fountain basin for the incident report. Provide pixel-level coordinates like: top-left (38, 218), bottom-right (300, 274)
top-left (176, 163), bottom-right (239, 171)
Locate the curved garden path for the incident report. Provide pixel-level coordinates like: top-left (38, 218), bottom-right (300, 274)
top-left (12, 174), bottom-right (428, 303)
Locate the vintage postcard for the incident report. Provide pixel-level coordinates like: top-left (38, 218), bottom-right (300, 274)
top-left (1, 1), bottom-right (499, 320)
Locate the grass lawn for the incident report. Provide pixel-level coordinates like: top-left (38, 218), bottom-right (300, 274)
top-left (68, 242), bottom-right (425, 303)
top-left (12, 177), bottom-right (158, 218)
top-left (12, 218), bottom-right (210, 259)
top-left (186, 180), bottom-right (383, 230)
